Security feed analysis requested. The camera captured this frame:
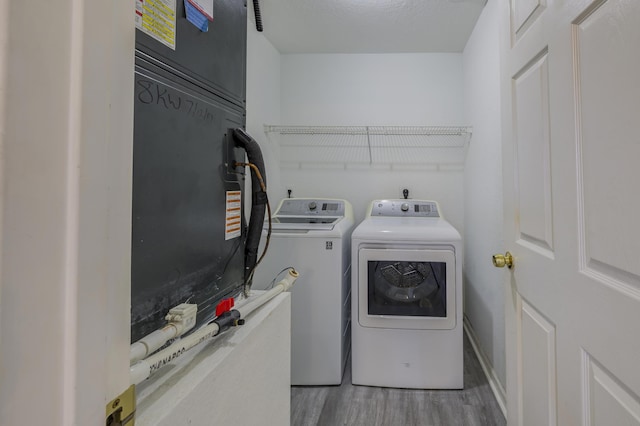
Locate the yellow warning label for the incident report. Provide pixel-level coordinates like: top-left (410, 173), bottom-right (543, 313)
top-left (135, 0), bottom-right (176, 50)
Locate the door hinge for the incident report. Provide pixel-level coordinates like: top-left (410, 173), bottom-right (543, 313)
top-left (106, 384), bottom-right (136, 426)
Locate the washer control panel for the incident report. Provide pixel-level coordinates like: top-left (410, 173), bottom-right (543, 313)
top-left (370, 199), bottom-right (440, 217)
top-left (277, 199), bottom-right (346, 216)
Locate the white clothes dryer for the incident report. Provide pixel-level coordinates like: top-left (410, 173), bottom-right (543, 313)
top-left (351, 199), bottom-right (462, 389)
top-left (252, 198), bottom-right (354, 385)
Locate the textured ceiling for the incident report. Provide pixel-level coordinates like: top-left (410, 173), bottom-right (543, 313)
top-left (255, 0), bottom-right (487, 54)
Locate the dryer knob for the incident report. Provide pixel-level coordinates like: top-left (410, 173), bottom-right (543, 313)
top-left (401, 203), bottom-right (410, 212)
top-left (308, 201), bottom-right (317, 210)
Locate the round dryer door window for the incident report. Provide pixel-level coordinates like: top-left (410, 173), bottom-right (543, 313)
top-left (358, 248), bottom-right (456, 330)
top-left (370, 260), bottom-right (446, 317)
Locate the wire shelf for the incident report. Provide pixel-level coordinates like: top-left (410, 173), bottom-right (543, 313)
top-left (264, 125), bottom-right (472, 168)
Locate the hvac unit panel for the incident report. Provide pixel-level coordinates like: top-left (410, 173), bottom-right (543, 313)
top-left (131, 60), bottom-right (246, 342)
top-left (135, 0), bottom-right (247, 109)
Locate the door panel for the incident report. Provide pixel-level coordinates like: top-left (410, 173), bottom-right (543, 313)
top-left (501, 0), bottom-right (640, 424)
top-left (520, 297), bottom-right (557, 426)
top-left (574, 0), bottom-right (640, 286)
top-left (583, 352), bottom-right (640, 426)
top-left (513, 50), bottom-right (554, 256)
top-left (512, 0), bottom-right (546, 41)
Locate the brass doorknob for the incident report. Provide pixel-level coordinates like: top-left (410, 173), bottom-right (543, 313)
top-left (492, 252), bottom-right (513, 269)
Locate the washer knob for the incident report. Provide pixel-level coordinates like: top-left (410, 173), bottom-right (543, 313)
top-left (401, 203), bottom-right (410, 212)
top-left (308, 201), bottom-right (317, 210)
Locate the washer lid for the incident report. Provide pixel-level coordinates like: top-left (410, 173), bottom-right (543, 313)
top-left (269, 216), bottom-right (341, 231)
top-left (266, 198), bottom-right (353, 231)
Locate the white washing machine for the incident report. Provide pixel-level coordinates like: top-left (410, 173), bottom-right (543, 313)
top-left (252, 198), bottom-right (354, 385)
top-left (351, 199), bottom-right (462, 389)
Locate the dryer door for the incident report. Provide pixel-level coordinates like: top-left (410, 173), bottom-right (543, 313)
top-left (358, 248), bottom-right (456, 330)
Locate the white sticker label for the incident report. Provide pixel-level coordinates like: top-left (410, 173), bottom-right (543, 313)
top-left (135, 0), bottom-right (177, 50)
top-left (225, 191), bottom-right (242, 240)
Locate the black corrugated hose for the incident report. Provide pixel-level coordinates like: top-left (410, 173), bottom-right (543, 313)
top-left (232, 128), bottom-right (268, 292)
top-left (253, 0), bottom-right (263, 32)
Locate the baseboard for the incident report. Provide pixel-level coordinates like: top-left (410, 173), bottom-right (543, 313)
top-left (463, 316), bottom-right (507, 418)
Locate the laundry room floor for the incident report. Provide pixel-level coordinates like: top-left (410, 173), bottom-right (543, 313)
top-left (291, 332), bottom-right (506, 426)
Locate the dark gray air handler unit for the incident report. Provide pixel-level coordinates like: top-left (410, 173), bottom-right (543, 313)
top-left (131, 0), bottom-right (251, 341)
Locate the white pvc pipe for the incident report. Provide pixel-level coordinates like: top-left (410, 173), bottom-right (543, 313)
top-left (130, 321), bottom-right (221, 385)
top-left (130, 269), bottom-right (299, 385)
top-left (130, 303), bottom-right (197, 364)
top-left (236, 268), bottom-right (298, 318)
top-left (130, 325), bottom-right (179, 364)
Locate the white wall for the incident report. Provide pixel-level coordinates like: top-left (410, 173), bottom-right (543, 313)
top-left (278, 54), bottom-right (466, 230)
top-left (281, 54), bottom-right (464, 126)
top-left (245, 9), bottom-right (285, 204)
top-left (462, 0), bottom-right (506, 391)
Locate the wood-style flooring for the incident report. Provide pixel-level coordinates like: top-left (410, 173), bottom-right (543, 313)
top-left (291, 333), bottom-right (505, 426)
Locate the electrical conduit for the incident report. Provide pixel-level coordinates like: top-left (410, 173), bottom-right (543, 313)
top-left (232, 128), bottom-right (268, 292)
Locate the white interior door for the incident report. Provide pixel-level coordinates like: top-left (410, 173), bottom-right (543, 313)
top-left (500, 0), bottom-right (640, 424)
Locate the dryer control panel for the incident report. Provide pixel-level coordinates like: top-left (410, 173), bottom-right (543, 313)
top-left (370, 199), bottom-right (440, 217)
